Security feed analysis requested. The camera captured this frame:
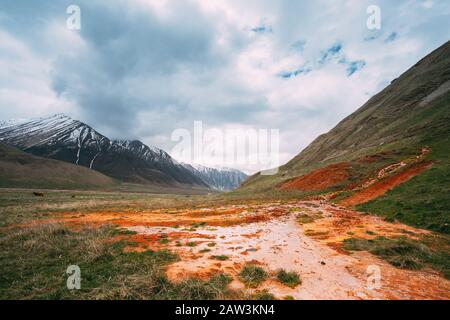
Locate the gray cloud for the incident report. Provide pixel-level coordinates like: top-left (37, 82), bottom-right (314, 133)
top-left (0, 0), bottom-right (449, 171)
top-left (47, 1), bottom-right (232, 137)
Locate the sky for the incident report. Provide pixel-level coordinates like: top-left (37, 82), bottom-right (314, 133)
top-left (0, 0), bottom-right (449, 173)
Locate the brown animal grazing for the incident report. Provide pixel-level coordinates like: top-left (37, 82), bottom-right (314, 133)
top-left (32, 192), bottom-right (44, 197)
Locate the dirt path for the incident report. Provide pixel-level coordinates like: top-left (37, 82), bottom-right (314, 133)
top-left (43, 200), bottom-right (450, 300)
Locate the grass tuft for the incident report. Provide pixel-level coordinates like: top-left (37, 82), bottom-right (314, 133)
top-left (343, 236), bottom-right (450, 278)
top-left (253, 289), bottom-right (275, 300)
top-left (276, 269), bottom-right (301, 288)
top-left (296, 211), bottom-right (322, 225)
top-left (211, 255), bottom-right (229, 261)
top-left (238, 264), bottom-right (268, 288)
top-left (172, 273), bottom-right (233, 300)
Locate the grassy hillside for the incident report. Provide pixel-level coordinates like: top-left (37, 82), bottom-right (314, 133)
top-left (356, 137), bottom-right (450, 234)
top-left (238, 40), bottom-right (450, 233)
top-left (0, 142), bottom-right (116, 189)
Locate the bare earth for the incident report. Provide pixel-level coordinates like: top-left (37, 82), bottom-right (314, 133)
top-left (41, 200), bottom-right (450, 300)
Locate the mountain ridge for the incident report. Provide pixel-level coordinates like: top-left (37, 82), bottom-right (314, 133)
top-left (0, 114), bottom-right (208, 188)
top-left (182, 163), bottom-right (247, 191)
top-left (0, 114), bottom-right (248, 191)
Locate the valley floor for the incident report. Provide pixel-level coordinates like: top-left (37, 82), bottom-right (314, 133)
top-left (0, 189), bottom-right (448, 299)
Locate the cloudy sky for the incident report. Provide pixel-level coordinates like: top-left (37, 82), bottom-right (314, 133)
top-left (0, 0), bottom-right (449, 172)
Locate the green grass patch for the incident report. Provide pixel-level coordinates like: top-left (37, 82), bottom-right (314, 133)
top-left (238, 264), bottom-right (268, 288)
top-left (276, 269), bottom-right (301, 288)
top-left (343, 236), bottom-right (450, 278)
top-left (171, 273), bottom-right (233, 300)
top-left (211, 255), bottom-right (229, 261)
top-left (112, 229), bottom-right (138, 236)
top-left (191, 222), bottom-right (207, 228)
top-left (253, 290), bottom-right (275, 300)
top-left (357, 139), bottom-right (450, 235)
top-left (0, 223), bottom-right (239, 299)
top-left (296, 211), bottom-right (322, 225)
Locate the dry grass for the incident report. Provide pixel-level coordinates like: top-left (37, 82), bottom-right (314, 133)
top-left (0, 218), bottom-right (241, 299)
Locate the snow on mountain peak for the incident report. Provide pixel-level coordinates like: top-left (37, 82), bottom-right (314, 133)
top-left (0, 114), bottom-right (209, 188)
top-left (181, 162), bottom-right (247, 191)
top-left (112, 139), bottom-right (179, 165)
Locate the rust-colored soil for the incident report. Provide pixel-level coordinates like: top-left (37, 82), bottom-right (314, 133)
top-left (22, 199), bottom-right (450, 299)
top-left (279, 162), bottom-right (350, 191)
top-left (358, 154), bottom-right (384, 163)
top-left (300, 206), bottom-right (429, 251)
top-left (33, 204), bottom-right (285, 229)
top-left (339, 162), bottom-right (432, 207)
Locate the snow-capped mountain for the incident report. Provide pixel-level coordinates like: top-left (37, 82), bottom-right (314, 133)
top-left (182, 163), bottom-right (247, 191)
top-left (0, 114), bottom-right (207, 188)
top-left (113, 139), bottom-right (174, 164)
top-left (0, 114), bottom-right (109, 167)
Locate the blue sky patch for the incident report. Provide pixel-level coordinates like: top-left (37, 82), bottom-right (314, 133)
top-left (291, 40), bottom-right (306, 51)
top-left (385, 32), bottom-right (398, 43)
top-left (278, 65), bottom-right (312, 78)
top-left (363, 32), bottom-right (382, 41)
top-left (318, 42), bottom-right (343, 64)
top-left (251, 25), bottom-right (273, 34)
top-left (346, 60), bottom-right (366, 76)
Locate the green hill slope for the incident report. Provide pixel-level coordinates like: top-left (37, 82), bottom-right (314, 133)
top-left (0, 142), bottom-right (116, 189)
top-left (239, 40), bottom-right (450, 233)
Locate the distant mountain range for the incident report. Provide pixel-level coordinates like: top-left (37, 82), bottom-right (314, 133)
top-left (182, 163), bottom-right (247, 191)
top-left (0, 114), bottom-right (247, 191)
